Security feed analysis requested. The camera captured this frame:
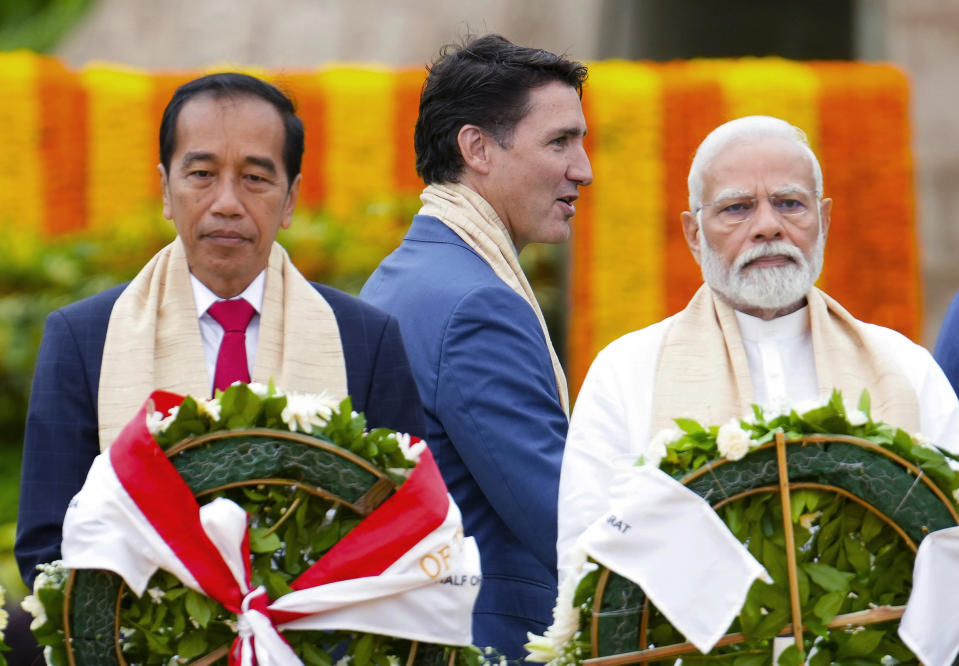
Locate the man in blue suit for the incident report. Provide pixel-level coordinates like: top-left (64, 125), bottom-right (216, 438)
top-left (360, 35), bottom-right (593, 657)
top-left (16, 73), bottom-right (425, 588)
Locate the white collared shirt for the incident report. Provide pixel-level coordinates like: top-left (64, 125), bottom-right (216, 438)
top-left (734, 306), bottom-right (818, 410)
top-left (190, 271), bottom-right (266, 393)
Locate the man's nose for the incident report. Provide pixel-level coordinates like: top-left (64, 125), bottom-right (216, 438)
top-left (749, 197), bottom-right (784, 240)
top-left (210, 177), bottom-right (243, 216)
top-left (568, 144), bottom-right (593, 186)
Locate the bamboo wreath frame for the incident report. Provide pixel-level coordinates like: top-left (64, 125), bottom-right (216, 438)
top-left (584, 431), bottom-right (959, 665)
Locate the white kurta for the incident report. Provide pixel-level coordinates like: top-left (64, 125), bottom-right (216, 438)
top-left (557, 304), bottom-right (959, 581)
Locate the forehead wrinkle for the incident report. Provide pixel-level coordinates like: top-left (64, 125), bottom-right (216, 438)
top-left (246, 155), bottom-right (278, 174)
top-left (769, 183), bottom-right (813, 197)
top-left (709, 187), bottom-right (753, 202)
top-left (180, 151), bottom-right (216, 167)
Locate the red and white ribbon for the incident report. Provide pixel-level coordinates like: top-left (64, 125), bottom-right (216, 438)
top-left (62, 392), bottom-right (481, 665)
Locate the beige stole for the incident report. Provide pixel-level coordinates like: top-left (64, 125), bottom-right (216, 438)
top-left (418, 182), bottom-right (570, 416)
top-left (651, 285), bottom-right (919, 434)
top-left (98, 238), bottom-right (348, 450)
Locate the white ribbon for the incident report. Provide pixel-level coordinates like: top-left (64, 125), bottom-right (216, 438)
top-left (900, 525), bottom-right (959, 666)
top-left (577, 465), bottom-right (769, 653)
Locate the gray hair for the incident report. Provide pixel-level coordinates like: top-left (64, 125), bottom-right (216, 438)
top-left (687, 115), bottom-right (824, 211)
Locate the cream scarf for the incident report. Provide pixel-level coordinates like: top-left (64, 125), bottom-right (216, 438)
top-left (418, 182), bottom-right (570, 416)
top-left (98, 238), bottom-right (348, 450)
top-left (651, 285), bottom-right (919, 434)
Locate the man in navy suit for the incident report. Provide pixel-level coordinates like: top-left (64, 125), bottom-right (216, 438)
top-left (16, 73), bottom-right (425, 587)
top-left (361, 35), bottom-right (593, 657)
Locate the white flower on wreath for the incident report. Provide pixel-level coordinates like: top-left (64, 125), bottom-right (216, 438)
top-left (842, 401), bottom-right (868, 427)
top-left (281, 392), bottom-right (337, 433)
top-left (0, 584), bottom-right (7, 636)
top-left (643, 428), bottom-right (680, 468)
top-left (717, 419), bottom-right (752, 461)
top-left (525, 546), bottom-right (596, 663)
top-left (197, 397), bottom-right (222, 423)
top-left (246, 382), bottom-right (271, 398)
top-left (20, 593), bottom-right (46, 631)
top-left (147, 405), bottom-right (180, 435)
top-left (391, 432), bottom-right (427, 464)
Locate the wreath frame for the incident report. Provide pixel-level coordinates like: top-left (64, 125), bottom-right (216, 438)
top-left (59, 426), bottom-right (456, 666)
top-left (585, 430), bottom-right (959, 664)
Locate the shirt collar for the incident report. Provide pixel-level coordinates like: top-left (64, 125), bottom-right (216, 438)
top-left (735, 304), bottom-right (810, 342)
top-left (191, 270), bottom-right (266, 318)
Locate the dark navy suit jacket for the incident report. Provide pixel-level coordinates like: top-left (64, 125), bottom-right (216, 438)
top-left (360, 216), bottom-right (567, 658)
top-left (16, 281), bottom-right (425, 587)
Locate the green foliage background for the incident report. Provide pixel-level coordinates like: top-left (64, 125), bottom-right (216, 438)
top-left (0, 0), bottom-right (100, 603)
top-left (0, 0), bottom-right (94, 52)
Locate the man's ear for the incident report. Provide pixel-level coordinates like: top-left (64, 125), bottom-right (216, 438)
top-left (681, 210), bottom-right (702, 266)
top-left (456, 125), bottom-right (492, 176)
top-left (819, 197), bottom-right (832, 240)
top-left (281, 173), bottom-right (301, 230)
top-left (158, 164), bottom-right (173, 220)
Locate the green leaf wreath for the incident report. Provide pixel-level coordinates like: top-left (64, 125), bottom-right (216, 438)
top-left (23, 382), bottom-right (502, 666)
top-left (527, 390), bottom-right (959, 665)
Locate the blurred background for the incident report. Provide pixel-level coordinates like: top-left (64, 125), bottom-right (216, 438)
top-left (1, 0), bottom-right (958, 655)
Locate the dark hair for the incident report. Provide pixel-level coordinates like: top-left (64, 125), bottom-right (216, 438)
top-left (414, 34), bottom-right (588, 184)
top-left (159, 72), bottom-right (304, 189)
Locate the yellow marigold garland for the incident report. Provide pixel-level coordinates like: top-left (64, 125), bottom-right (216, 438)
top-left (0, 53), bottom-right (919, 395)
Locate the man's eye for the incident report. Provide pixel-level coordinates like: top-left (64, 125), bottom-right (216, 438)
top-left (774, 198), bottom-right (806, 212)
top-left (721, 201), bottom-right (751, 214)
top-left (550, 137), bottom-right (567, 146)
top-left (245, 174), bottom-right (269, 183)
top-left (189, 170), bottom-right (212, 178)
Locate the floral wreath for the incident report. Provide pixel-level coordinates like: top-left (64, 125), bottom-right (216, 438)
top-left (23, 382), bottom-right (502, 666)
top-left (527, 390), bottom-right (959, 665)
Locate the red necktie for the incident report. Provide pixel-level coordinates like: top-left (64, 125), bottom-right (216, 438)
top-left (208, 299), bottom-right (256, 394)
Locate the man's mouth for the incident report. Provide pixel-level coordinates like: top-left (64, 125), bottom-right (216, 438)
top-left (743, 254), bottom-right (795, 269)
top-left (556, 194), bottom-right (578, 216)
top-left (203, 231), bottom-right (249, 246)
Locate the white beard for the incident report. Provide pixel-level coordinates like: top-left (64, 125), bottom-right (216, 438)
top-left (700, 223), bottom-right (825, 312)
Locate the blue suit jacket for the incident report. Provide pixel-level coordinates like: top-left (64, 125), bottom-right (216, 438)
top-left (360, 215), bottom-right (568, 658)
top-left (935, 290), bottom-right (959, 396)
top-left (16, 281), bottom-right (425, 587)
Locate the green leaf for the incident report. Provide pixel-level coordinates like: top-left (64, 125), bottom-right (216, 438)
top-left (184, 589), bottom-right (213, 628)
top-left (860, 510), bottom-right (884, 544)
top-left (300, 642), bottom-right (334, 666)
top-left (674, 417), bottom-right (706, 434)
top-left (840, 629), bottom-right (884, 657)
top-left (352, 633), bottom-right (374, 666)
top-left (857, 389), bottom-right (871, 416)
top-left (802, 562), bottom-right (854, 593)
top-left (808, 647), bottom-right (833, 666)
top-left (844, 535), bottom-right (871, 575)
top-left (777, 644), bottom-right (804, 666)
top-left (177, 631), bottom-right (208, 659)
top-left (733, 655), bottom-right (768, 666)
top-left (748, 606), bottom-right (791, 640)
top-left (812, 589), bottom-right (845, 624)
top-left (249, 526), bottom-right (282, 553)
top-left (762, 539), bottom-right (788, 584)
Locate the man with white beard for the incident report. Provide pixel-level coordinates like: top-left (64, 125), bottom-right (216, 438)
top-left (555, 115), bottom-right (959, 582)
